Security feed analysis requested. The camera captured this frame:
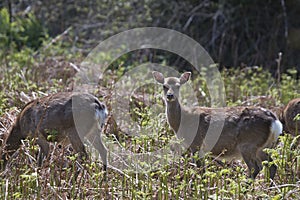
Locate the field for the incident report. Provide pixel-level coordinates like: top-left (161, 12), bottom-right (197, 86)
top-left (0, 50), bottom-right (299, 199)
top-left (0, 5), bottom-right (300, 199)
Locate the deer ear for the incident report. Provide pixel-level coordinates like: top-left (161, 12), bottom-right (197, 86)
top-left (180, 72), bottom-right (191, 84)
top-left (152, 71), bottom-right (165, 84)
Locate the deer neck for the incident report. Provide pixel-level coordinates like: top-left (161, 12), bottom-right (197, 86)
top-left (166, 98), bottom-right (181, 133)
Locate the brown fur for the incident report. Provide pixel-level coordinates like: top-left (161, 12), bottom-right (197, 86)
top-left (282, 98), bottom-right (300, 136)
top-left (153, 71), bottom-right (282, 180)
top-left (1, 92), bottom-right (108, 170)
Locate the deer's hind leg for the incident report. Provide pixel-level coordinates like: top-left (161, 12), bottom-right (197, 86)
top-left (66, 127), bottom-right (88, 162)
top-left (36, 134), bottom-right (50, 166)
top-left (257, 150), bottom-right (277, 180)
top-left (86, 129), bottom-right (107, 171)
top-left (239, 145), bottom-right (262, 179)
top-left (1, 130), bottom-right (24, 169)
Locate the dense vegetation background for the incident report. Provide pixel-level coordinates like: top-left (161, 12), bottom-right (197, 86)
top-left (2, 0), bottom-right (300, 71)
top-left (0, 0), bottom-right (299, 199)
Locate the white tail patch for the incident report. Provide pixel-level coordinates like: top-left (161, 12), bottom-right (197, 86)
top-left (95, 107), bottom-right (108, 128)
top-left (269, 120), bottom-right (283, 145)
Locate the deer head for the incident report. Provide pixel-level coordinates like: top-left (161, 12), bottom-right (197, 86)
top-left (152, 71), bottom-right (191, 102)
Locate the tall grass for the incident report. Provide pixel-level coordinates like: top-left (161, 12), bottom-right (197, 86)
top-left (0, 52), bottom-right (299, 199)
top-left (1, 134), bottom-right (299, 199)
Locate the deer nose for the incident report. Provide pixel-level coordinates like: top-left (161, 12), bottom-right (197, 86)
top-left (166, 93), bottom-right (174, 100)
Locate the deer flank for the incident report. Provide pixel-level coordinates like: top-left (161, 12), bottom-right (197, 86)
top-left (281, 98), bottom-right (300, 136)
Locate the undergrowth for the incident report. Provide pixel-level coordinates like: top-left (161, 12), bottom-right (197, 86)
top-left (0, 58), bottom-right (299, 199)
top-left (0, 8), bottom-right (299, 199)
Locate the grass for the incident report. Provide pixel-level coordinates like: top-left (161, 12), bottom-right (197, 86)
top-left (0, 136), bottom-right (299, 199)
top-left (0, 48), bottom-right (299, 199)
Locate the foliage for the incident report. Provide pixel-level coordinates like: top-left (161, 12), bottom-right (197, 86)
top-left (0, 44), bottom-right (299, 198)
top-left (0, 8), bottom-right (47, 52)
top-left (3, 0), bottom-right (300, 72)
top-left (0, 2), bottom-right (300, 199)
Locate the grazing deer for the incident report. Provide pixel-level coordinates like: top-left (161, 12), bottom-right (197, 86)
top-left (153, 71), bottom-right (282, 180)
top-left (281, 98), bottom-right (300, 136)
top-left (1, 92), bottom-right (108, 170)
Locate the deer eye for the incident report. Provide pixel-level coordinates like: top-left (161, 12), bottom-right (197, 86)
top-left (163, 85), bottom-right (168, 90)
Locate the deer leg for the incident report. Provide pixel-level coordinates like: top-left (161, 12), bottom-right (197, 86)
top-left (36, 135), bottom-right (50, 166)
top-left (257, 150), bottom-right (277, 180)
top-left (240, 145), bottom-right (262, 179)
top-left (67, 128), bottom-right (88, 162)
top-left (1, 133), bottom-right (23, 169)
top-left (86, 131), bottom-right (107, 171)
top-left (193, 150), bottom-right (205, 175)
